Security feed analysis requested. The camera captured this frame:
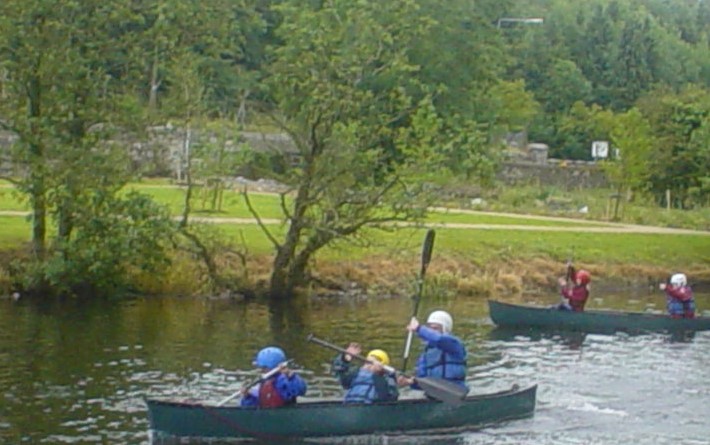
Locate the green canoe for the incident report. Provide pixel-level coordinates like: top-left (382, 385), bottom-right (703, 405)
top-left (146, 385), bottom-right (536, 440)
top-left (489, 299), bottom-right (710, 334)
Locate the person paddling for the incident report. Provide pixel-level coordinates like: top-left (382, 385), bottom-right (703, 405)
top-left (659, 273), bottom-right (695, 319)
top-left (397, 310), bottom-right (468, 392)
top-left (557, 268), bottom-right (591, 312)
top-left (240, 346), bottom-right (307, 408)
top-left (332, 343), bottom-right (399, 404)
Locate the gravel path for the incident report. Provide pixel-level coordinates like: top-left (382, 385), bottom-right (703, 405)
top-left (1, 210), bottom-right (707, 235)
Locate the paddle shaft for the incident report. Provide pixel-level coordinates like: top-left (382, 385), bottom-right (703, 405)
top-left (307, 334), bottom-right (398, 375)
top-left (565, 247), bottom-right (575, 284)
top-left (216, 360), bottom-right (290, 406)
top-left (402, 229), bottom-right (436, 372)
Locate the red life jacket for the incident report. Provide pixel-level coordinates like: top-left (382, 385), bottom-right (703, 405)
top-left (258, 377), bottom-right (287, 408)
top-left (562, 285), bottom-right (589, 312)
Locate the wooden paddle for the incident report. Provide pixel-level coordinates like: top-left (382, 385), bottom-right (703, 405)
top-left (565, 247), bottom-right (575, 285)
top-left (307, 333), bottom-right (467, 405)
top-left (216, 360), bottom-right (291, 406)
top-left (402, 229), bottom-right (436, 372)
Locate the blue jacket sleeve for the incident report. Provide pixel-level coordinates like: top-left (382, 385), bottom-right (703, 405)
top-left (332, 354), bottom-right (358, 389)
top-left (240, 390), bottom-right (259, 407)
top-left (274, 373), bottom-right (307, 400)
top-left (416, 325), bottom-right (466, 359)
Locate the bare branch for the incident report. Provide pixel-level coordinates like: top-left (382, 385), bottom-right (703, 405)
top-left (279, 191), bottom-right (292, 221)
top-left (242, 186), bottom-right (280, 249)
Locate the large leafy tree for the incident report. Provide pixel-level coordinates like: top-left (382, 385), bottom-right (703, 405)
top-left (600, 108), bottom-right (653, 218)
top-left (0, 0), bottom-right (181, 295)
top-left (253, 0), bottom-right (458, 299)
top-left (637, 85), bottom-right (710, 208)
top-left (554, 102), bottom-right (614, 160)
top-left (0, 0), bottom-right (139, 256)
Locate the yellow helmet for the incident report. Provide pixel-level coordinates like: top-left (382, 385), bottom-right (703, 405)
top-left (367, 349), bottom-right (390, 366)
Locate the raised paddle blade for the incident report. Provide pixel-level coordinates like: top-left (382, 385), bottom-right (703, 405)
top-left (402, 229), bottom-right (436, 372)
top-left (420, 229), bottom-right (436, 277)
top-left (416, 377), bottom-right (468, 405)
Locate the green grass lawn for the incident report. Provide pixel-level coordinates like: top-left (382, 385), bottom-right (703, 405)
top-left (1, 182), bottom-right (708, 270)
top-left (214, 224), bottom-right (710, 268)
top-left (0, 187), bottom-right (28, 211)
top-left (5, 183), bottom-right (603, 226)
top-left (425, 210), bottom-right (608, 227)
top-left (2, 214), bottom-right (708, 269)
top-left (0, 216), bottom-right (29, 249)
top-left (485, 184), bottom-right (710, 231)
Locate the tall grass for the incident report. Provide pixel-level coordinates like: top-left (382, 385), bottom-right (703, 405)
top-left (481, 185), bottom-right (710, 230)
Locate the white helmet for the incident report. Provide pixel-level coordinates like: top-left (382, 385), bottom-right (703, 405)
top-left (427, 310), bottom-right (453, 334)
top-left (670, 273), bottom-right (687, 286)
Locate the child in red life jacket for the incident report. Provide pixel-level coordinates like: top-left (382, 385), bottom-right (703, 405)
top-left (659, 273), bottom-right (695, 319)
top-left (557, 268), bottom-right (591, 312)
top-left (240, 346), bottom-right (307, 408)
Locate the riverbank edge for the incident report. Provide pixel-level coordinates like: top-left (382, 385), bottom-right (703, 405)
top-left (2, 249), bottom-right (708, 301)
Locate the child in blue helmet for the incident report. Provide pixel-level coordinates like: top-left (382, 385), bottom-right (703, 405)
top-left (240, 346), bottom-right (307, 408)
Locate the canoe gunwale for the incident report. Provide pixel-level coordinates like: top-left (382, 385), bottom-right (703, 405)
top-left (146, 383), bottom-right (532, 410)
top-left (146, 384), bottom-right (537, 440)
top-left (488, 299), bottom-right (710, 333)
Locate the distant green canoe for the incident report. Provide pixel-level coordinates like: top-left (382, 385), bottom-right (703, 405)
top-left (489, 299), bottom-right (710, 333)
top-left (146, 385), bottom-right (536, 440)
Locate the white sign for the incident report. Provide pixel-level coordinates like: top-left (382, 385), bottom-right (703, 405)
top-left (592, 141), bottom-right (609, 159)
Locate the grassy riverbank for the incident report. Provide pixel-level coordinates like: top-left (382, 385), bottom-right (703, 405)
top-left (1, 180), bottom-right (708, 297)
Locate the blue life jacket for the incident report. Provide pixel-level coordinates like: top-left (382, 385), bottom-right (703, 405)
top-left (667, 298), bottom-right (696, 317)
top-left (344, 369), bottom-right (397, 404)
top-left (417, 343), bottom-right (467, 387)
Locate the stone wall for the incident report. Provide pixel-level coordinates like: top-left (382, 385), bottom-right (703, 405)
top-left (498, 159), bottom-right (608, 190)
top-left (0, 128), bottom-right (608, 189)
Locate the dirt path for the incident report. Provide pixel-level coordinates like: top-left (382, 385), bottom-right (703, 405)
top-left (1, 210), bottom-right (707, 235)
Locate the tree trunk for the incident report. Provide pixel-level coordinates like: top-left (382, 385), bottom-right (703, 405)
top-left (29, 167), bottom-right (46, 258)
top-left (28, 73), bottom-right (46, 258)
top-left (148, 45), bottom-right (160, 111)
top-left (613, 185), bottom-right (623, 221)
top-left (268, 130), bottom-right (322, 299)
top-left (269, 185), bottom-right (311, 299)
top-left (269, 227), bottom-right (300, 299)
top-left (57, 205), bottom-right (73, 241)
top-left (179, 127), bottom-right (192, 228)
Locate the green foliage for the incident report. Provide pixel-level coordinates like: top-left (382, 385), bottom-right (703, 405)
top-left (1, 0), bottom-right (710, 298)
top-left (536, 59), bottom-right (592, 115)
top-left (485, 79), bottom-right (540, 134)
top-left (261, 0), bottom-right (466, 295)
top-left (601, 107), bottom-right (653, 195)
top-left (636, 85), bottom-right (710, 207)
top-left (13, 191), bottom-right (176, 296)
top-left (554, 102), bottom-right (614, 159)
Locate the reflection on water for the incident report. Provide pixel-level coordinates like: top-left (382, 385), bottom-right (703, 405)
top-left (0, 291), bottom-right (709, 444)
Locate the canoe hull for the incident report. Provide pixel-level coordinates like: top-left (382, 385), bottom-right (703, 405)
top-left (489, 299), bottom-right (710, 333)
top-left (146, 385), bottom-right (536, 440)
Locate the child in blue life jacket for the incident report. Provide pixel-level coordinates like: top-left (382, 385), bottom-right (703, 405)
top-left (396, 310), bottom-right (468, 391)
top-left (659, 273), bottom-right (695, 319)
top-left (332, 343), bottom-right (398, 404)
top-left (240, 346), bottom-right (307, 408)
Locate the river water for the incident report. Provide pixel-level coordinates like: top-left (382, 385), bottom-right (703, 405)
top-left (1, 289), bottom-right (709, 445)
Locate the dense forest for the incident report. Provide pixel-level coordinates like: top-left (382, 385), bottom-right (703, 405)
top-left (0, 0), bottom-right (708, 298)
